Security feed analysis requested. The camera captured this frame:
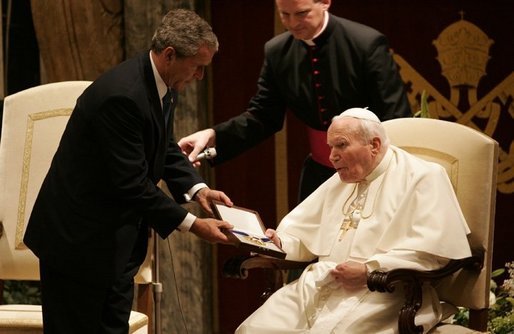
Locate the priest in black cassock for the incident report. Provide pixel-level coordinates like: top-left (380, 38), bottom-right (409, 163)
top-left (179, 0), bottom-right (411, 201)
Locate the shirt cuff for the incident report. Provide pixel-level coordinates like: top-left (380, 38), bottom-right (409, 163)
top-left (365, 259), bottom-right (380, 272)
top-left (177, 212), bottom-right (196, 233)
top-left (183, 183), bottom-right (208, 202)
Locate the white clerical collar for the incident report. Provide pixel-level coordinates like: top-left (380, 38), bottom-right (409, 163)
top-left (365, 148), bottom-right (394, 182)
top-left (149, 50), bottom-right (169, 101)
top-left (303, 11), bottom-right (329, 46)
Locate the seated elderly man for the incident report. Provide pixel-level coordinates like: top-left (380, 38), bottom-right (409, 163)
top-left (236, 108), bottom-right (471, 334)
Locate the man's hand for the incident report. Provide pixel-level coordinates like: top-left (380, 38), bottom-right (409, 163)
top-left (264, 228), bottom-right (282, 248)
top-left (194, 187), bottom-right (233, 215)
top-left (178, 129), bottom-right (216, 167)
top-left (190, 218), bottom-right (233, 244)
top-left (330, 261), bottom-right (368, 290)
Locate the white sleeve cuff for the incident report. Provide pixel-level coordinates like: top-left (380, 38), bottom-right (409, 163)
top-left (183, 183), bottom-right (208, 202)
top-left (177, 212), bottom-right (196, 233)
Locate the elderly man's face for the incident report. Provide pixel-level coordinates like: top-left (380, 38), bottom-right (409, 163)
top-left (276, 0), bottom-right (330, 40)
top-left (327, 118), bottom-right (376, 183)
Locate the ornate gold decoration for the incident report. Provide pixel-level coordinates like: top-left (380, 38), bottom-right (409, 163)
top-left (396, 12), bottom-right (513, 194)
top-left (15, 108), bottom-right (72, 249)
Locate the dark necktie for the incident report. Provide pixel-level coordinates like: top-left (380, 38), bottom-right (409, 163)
top-left (162, 89), bottom-right (177, 132)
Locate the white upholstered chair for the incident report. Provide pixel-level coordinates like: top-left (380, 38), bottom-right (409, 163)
top-left (0, 81), bottom-right (150, 334)
top-left (369, 117), bottom-right (499, 333)
top-left (223, 117), bottom-right (499, 334)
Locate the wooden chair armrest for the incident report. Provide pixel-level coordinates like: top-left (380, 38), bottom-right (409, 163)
top-left (366, 249), bottom-right (484, 334)
top-left (223, 254), bottom-right (312, 280)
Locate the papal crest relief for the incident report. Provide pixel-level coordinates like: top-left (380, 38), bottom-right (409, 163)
top-left (394, 12), bottom-right (513, 194)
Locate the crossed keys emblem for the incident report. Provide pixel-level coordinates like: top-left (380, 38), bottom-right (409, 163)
top-left (394, 14), bottom-right (513, 194)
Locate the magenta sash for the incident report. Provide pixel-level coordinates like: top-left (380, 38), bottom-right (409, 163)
top-left (306, 127), bottom-right (332, 168)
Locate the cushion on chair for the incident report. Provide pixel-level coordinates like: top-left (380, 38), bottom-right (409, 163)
top-left (0, 305), bottom-right (148, 334)
top-left (429, 323), bottom-right (485, 333)
top-left (128, 311), bottom-right (148, 334)
top-left (0, 304), bottom-right (42, 333)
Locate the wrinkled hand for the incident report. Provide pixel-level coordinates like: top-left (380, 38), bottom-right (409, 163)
top-left (189, 218), bottom-right (233, 244)
top-left (177, 129), bottom-right (216, 167)
top-left (330, 261), bottom-right (368, 290)
top-left (194, 187), bottom-right (233, 215)
top-left (264, 229), bottom-right (282, 248)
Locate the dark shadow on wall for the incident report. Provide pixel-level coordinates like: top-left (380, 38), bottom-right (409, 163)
top-left (0, 0), bottom-right (40, 139)
top-left (2, 0), bottom-right (40, 95)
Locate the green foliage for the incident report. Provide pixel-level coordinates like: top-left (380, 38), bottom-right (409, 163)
top-left (413, 90), bottom-right (432, 118)
top-left (453, 262), bottom-right (514, 333)
top-left (489, 312), bottom-right (514, 334)
top-left (452, 307), bottom-right (469, 326)
top-left (2, 280), bottom-right (41, 305)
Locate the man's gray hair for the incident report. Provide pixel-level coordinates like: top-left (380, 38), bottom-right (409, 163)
top-left (151, 9), bottom-right (219, 57)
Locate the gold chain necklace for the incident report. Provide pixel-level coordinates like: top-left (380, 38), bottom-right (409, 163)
top-left (339, 184), bottom-right (368, 239)
top-left (339, 154), bottom-right (394, 239)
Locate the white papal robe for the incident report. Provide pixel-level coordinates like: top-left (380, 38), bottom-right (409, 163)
top-left (236, 146), bottom-right (471, 334)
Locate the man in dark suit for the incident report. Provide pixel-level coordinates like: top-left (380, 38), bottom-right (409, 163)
top-left (24, 9), bottom-right (232, 334)
top-left (178, 0), bottom-right (411, 202)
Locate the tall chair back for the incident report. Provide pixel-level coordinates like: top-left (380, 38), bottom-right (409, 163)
top-left (0, 81), bottom-right (149, 334)
top-left (382, 117), bottom-right (499, 331)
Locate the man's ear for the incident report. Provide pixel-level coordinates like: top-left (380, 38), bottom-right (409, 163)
top-left (371, 137), bottom-right (381, 154)
top-left (321, 0), bottom-right (331, 10)
top-left (164, 46), bottom-right (176, 61)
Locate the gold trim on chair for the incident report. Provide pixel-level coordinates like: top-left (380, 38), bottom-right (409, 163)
top-left (15, 108), bottom-right (73, 249)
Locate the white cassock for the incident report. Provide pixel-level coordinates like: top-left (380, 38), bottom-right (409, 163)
top-left (236, 146), bottom-right (471, 334)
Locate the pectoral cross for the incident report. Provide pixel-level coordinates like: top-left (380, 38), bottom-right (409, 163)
top-left (339, 210), bottom-right (361, 241)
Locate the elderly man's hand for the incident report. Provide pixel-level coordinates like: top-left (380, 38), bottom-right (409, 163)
top-left (189, 218), bottom-right (233, 244)
top-left (330, 261), bottom-right (368, 290)
top-left (264, 228), bottom-right (282, 248)
top-left (194, 187), bottom-right (233, 215)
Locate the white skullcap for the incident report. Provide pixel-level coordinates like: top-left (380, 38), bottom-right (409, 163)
top-left (336, 107), bottom-right (381, 123)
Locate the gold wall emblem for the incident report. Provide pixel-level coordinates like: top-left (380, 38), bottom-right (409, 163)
top-left (396, 13), bottom-right (513, 194)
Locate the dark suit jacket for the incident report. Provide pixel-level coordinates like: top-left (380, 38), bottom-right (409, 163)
top-left (213, 13), bottom-right (411, 163)
top-left (24, 52), bottom-right (203, 283)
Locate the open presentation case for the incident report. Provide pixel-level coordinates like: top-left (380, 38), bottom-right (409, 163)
top-left (211, 201), bottom-right (286, 259)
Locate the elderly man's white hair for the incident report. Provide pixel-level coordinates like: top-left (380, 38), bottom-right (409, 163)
top-left (332, 107), bottom-right (381, 123)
